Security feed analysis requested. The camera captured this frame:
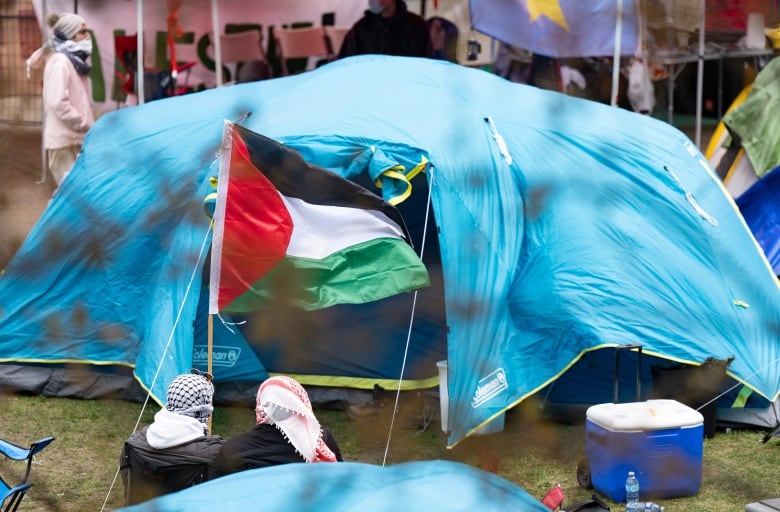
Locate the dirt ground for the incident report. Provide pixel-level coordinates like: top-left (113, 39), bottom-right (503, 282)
top-left (0, 121), bottom-right (714, 272)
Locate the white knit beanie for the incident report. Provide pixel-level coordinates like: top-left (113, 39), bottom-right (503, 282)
top-left (47, 13), bottom-right (86, 40)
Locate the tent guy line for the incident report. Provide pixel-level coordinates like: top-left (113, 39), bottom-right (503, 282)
top-left (98, 214), bottom-right (213, 512)
top-left (696, 351), bottom-right (780, 413)
top-left (382, 164), bottom-right (437, 467)
top-left (135, 220), bottom-right (213, 417)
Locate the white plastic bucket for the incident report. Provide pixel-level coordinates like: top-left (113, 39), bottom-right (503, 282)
top-left (436, 360), bottom-right (449, 433)
top-left (436, 360), bottom-right (505, 435)
top-left (746, 13), bottom-right (766, 49)
top-left (475, 411), bottom-right (506, 435)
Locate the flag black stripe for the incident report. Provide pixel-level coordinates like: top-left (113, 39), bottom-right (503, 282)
top-left (235, 124), bottom-right (413, 244)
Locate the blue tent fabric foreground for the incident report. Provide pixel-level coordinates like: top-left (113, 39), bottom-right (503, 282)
top-left (117, 460), bottom-right (549, 511)
top-left (0, 55), bottom-right (779, 448)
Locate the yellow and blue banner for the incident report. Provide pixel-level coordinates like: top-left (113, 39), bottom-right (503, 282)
top-left (470, 0), bottom-right (639, 58)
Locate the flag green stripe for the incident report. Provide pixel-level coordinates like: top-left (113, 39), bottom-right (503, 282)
top-left (223, 238), bottom-right (430, 312)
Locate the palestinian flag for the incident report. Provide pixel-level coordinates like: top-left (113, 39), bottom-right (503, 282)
top-left (208, 122), bottom-right (430, 314)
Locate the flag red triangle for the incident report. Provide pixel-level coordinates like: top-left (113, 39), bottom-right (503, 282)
top-left (217, 128), bottom-right (293, 309)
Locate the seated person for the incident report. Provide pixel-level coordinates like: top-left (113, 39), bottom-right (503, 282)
top-left (119, 371), bottom-right (223, 505)
top-left (217, 375), bottom-right (342, 475)
top-left (428, 16), bottom-right (458, 63)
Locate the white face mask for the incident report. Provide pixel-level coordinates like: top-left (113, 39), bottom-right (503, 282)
top-left (368, 0), bottom-right (383, 14)
top-left (77, 38), bottom-right (92, 55)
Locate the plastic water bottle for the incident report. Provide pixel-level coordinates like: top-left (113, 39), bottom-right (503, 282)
top-left (625, 471), bottom-right (640, 512)
top-left (642, 503), bottom-right (664, 512)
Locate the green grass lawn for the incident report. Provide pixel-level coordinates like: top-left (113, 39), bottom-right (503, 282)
top-left (0, 394), bottom-right (777, 511)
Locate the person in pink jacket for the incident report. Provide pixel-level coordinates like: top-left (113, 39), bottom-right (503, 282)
top-left (27, 12), bottom-right (95, 186)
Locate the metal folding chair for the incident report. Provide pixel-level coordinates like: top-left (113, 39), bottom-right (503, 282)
top-left (323, 26), bottom-right (350, 59)
top-left (274, 26), bottom-right (330, 76)
top-left (0, 477), bottom-right (30, 512)
top-left (0, 436), bottom-right (55, 484)
top-left (218, 31), bottom-right (270, 84)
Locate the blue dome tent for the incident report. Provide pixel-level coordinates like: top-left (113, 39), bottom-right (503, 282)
top-left (0, 55), bottom-right (778, 447)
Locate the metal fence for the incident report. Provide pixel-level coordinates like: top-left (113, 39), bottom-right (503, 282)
top-left (0, 1), bottom-right (43, 125)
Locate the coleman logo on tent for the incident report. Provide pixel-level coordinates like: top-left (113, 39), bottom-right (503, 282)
top-left (472, 368), bottom-right (508, 408)
top-left (192, 345), bottom-right (241, 368)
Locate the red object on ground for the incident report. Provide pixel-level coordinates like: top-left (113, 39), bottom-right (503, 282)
top-left (541, 484), bottom-right (566, 511)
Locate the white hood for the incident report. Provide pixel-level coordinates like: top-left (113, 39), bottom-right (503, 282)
top-left (146, 409), bottom-right (207, 449)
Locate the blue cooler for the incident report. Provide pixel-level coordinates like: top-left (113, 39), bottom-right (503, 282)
top-left (585, 399), bottom-right (704, 502)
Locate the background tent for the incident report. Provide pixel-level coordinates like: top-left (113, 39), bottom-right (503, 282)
top-left (0, 56), bottom-right (779, 447)
top-left (707, 56), bottom-right (780, 198)
top-left (735, 165), bottom-right (780, 276)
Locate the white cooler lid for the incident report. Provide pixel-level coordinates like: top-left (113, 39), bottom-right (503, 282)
top-left (586, 399), bottom-right (704, 431)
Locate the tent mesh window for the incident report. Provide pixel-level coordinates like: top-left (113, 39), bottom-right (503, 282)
top-left (0, 1), bottom-right (42, 125)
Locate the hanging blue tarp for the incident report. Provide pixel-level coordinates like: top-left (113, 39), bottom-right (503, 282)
top-left (0, 55), bottom-right (778, 448)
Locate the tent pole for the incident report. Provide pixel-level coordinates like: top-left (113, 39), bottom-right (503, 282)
top-left (610, 0), bottom-right (624, 107)
top-left (137, 0), bottom-right (145, 105)
top-left (211, 0), bottom-right (223, 87)
top-left (694, 0), bottom-right (705, 149)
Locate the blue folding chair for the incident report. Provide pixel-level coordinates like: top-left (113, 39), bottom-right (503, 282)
top-left (0, 436), bottom-right (55, 484)
top-left (0, 476), bottom-right (30, 512)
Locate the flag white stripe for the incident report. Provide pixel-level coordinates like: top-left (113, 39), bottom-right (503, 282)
top-left (208, 120), bottom-right (234, 314)
top-left (280, 194), bottom-right (406, 260)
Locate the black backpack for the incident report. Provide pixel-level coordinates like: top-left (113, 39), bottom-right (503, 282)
top-left (561, 494), bottom-right (611, 512)
top-left (121, 442), bottom-right (211, 505)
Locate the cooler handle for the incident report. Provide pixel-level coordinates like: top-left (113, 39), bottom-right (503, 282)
top-left (614, 344), bottom-right (642, 403)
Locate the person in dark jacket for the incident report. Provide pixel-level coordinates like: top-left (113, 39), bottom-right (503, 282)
top-left (338, 0), bottom-right (432, 59)
top-left (119, 371), bottom-right (223, 505)
top-left (217, 376), bottom-right (342, 476)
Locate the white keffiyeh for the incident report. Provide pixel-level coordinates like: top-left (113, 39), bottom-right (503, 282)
top-left (255, 376), bottom-right (337, 463)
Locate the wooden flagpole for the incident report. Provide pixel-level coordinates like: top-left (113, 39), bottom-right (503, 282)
top-left (207, 311), bottom-right (214, 433)
top-left (207, 314), bottom-right (214, 378)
